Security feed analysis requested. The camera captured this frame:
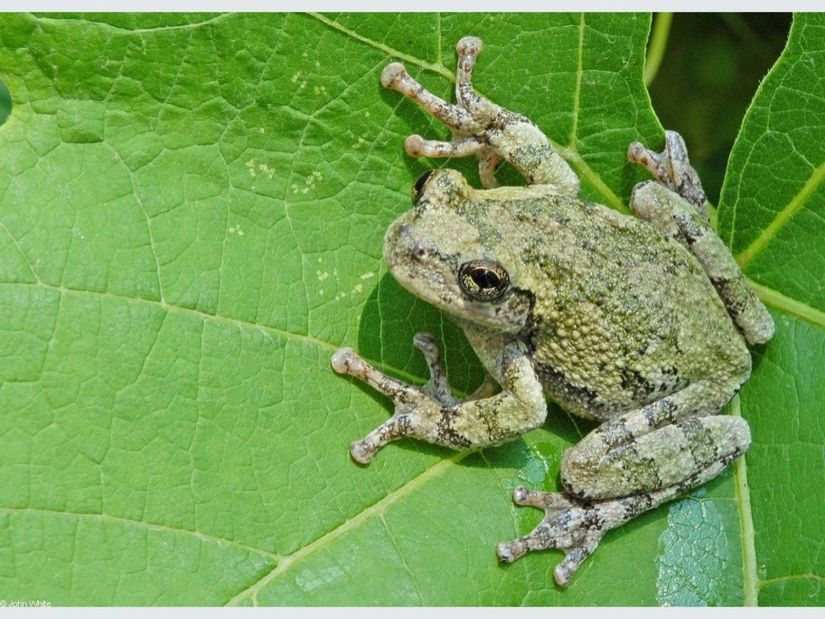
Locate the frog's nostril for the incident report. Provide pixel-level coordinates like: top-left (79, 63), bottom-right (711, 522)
top-left (412, 241), bottom-right (428, 260)
top-left (396, 224), bottom-right (426, 258)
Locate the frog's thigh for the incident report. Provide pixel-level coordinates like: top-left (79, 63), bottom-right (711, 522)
top-left (560, 383), bottom-right (751, 500)
top-left (630, 181), bottom-right (774, 345)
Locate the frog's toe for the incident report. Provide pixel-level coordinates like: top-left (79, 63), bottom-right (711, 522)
top-left (497, 488), bottom-right (605, 586)
top-left (511, 485), bottom-right (577, 510)
top-left (627, 139), bottom-right (674, 192)
top-left (331, 347), bottom-right (365, 375)
top-left (553, 541), bottom-right (600, 587)
top-left (350, 408), bottom-right (422, 464)
top-left (403, 134), bottom-right (483, 160)
top-left (380, 62), bottom-right (407, 89)
top-left (496, 516), bottom-right (602, 587)
top-left (496, 538), bottom-right (528, 563)
top-left (350, 439), bottom-right (375, 465)
top-left (411, 332), bottom-right (460, 407)
top-left (628, 131), bottom-right (708, 216)
top-left (456, 35), bottom-right (483, 59)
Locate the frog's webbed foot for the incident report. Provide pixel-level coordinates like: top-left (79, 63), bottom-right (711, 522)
top-left (497, 486), bottom-right (606, 586)
top-left (381, 37), bottom-right (578, 191)
top-left (627, 130), bottom-right (709, 221)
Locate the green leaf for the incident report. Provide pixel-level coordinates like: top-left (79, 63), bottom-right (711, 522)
top-left (0, 12), bottom-right (818, 607)
top-left (719, 12), bottom-right (825, 606)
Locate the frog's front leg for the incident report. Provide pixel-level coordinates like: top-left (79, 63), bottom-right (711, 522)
top-left (381, 37), bottom-right (579, 193)
top-left (628, 131), bottom-right (774, 345)
top-left (331, 333), bottom-right (546, 463)
top-left (499, 378), bottom-right (751, 586)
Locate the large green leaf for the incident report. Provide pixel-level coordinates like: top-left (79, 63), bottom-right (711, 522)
top-left (0, 12), bottom-right (820, 606)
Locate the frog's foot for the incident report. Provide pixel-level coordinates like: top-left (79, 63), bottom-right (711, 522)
top-left (380, 38), bottom-right (503, 187)
top-left (627, 130), bottom-right (709, 221)
top-left (333, 333), bottom-right (546, 463)
top-left (496, 486), bottom-right (606, 586)
top-left (380, 37), bottom-right (495, 141)
top-left (498, 485), bottom-right (687, 586)
top-left (331, 332), bottom-right (460, 464)
top-left (381, 37), bottom-right (578, 191)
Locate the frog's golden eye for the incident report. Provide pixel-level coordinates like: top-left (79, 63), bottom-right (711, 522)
top-left (412, 169), bottom-right (434, 204)
top-left (458, 260), bottom-right (510, 303)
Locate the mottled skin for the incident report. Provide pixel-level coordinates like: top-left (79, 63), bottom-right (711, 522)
top-left (332, 36), bottom-right (774, 586)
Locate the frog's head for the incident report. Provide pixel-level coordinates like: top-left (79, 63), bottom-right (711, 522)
top-left (383, 168), bottom-right (533, 333)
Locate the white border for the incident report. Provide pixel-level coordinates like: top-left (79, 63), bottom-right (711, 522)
top-left (0, 2), bottom-right (814, 13)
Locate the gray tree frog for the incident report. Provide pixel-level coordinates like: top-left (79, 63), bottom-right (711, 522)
top-left (331, 36), bottom-right (774, 586)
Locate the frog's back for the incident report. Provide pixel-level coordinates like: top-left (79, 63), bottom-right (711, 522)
top-left (495, 195), bottom-right (750, 421)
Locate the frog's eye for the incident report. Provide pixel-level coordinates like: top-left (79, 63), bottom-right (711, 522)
top-left (412, 170), bottom-right (434, 204)
top-left (458, 260), bottom-right (510, 303)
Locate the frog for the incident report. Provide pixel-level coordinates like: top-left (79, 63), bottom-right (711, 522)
top-left (331, 35), bottom-right (774, 586)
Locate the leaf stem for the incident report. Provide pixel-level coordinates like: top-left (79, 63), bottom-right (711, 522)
top-left (645, 13), bottom-right (673, 87)
top-left (732, 396), bottom-right (759, 606)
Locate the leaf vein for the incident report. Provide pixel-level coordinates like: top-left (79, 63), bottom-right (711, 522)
top-left (759, 573), bottom-right (825, 587)
top-left (224, 454), bottom-right (465, 606)
top-left (568, 13), bottom-right (585, 148)
top-left (0, 217), bottom-right (41, 283)
top-left (104, 143), bottom-right (165, 303)
top-left (732, 396), bottom-right (759, 606)
top-left (307, 13), bottom-right (452, 80)
top-left (380, 513), bottom-right (426, 603)
top-left (30, 12), bottom-right (233, 35)
top-left (0, 506), bottom-right (281, 562)
top-left (749, 278), bottom-right (825, 329)
top-left (736, 156), bottom-right (825, 268)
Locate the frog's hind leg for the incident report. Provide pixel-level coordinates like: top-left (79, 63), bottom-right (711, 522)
top-left (498, 378), bottom-right (751, 586)
top-left (498, 453), bottom-right (735, 586)
top-left (628, 131), bottom-right (774, 345)
top-left (559, 381), bottom-right (751, 501)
